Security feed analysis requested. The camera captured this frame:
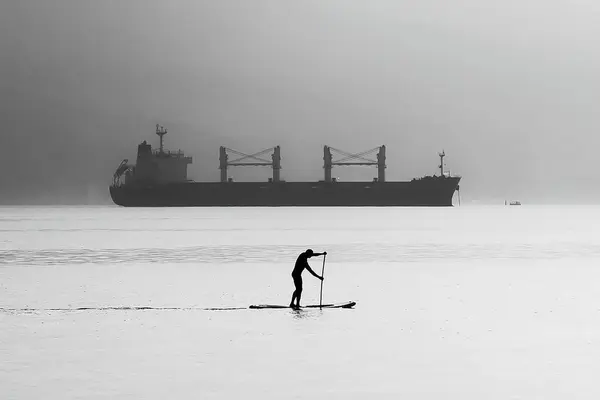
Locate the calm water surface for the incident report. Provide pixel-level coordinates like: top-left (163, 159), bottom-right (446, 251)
top-left (2, 205), bottom-right (600, 399)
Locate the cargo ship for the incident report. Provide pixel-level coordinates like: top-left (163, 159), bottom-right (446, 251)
top-left (109, 125), bottom-right (461, 207)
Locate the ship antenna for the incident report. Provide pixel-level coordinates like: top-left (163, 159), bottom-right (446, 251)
top-left (156, 124), bottom-right (168, 154)
top-left (438, 150), bottom-right (445, 176)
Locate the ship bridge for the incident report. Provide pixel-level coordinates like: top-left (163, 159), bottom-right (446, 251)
top-left (112, 125), bottom-right (192, 186)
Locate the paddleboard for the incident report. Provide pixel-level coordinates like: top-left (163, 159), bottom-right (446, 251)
top-left (249, 301), bottom-right (356, 310)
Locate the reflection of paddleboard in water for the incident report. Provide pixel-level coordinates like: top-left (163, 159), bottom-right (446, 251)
top-left (249, 301), bottom-right (356, 310)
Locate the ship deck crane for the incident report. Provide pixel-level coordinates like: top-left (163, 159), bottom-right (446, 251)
top-left (323, 145), bottom-right (386, 182)
top-left (219, 146), bottom-right (281, 182)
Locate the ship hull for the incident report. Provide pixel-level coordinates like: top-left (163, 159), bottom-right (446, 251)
top-left (109, 177), bottom-right (460, 207)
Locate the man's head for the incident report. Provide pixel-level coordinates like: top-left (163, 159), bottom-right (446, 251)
top-left (305, 249), bottom-right (314, 258)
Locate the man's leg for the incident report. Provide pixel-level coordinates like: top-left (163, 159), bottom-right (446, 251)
top-left (290, 275), bottom-right (299, 307)
top-left (295, 276), bottom-right (303, 307)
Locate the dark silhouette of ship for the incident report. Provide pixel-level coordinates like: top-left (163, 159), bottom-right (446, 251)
top-left (109, 125), bottom-right (461, 207)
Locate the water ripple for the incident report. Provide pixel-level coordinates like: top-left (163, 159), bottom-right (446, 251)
top-left (0, 306), bottom-right (246, 314)
top-left (2, 242), bottom-right (599, 266)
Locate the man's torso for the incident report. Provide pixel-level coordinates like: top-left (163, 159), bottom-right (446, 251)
top-left (292, 253), bottom-right (309, 276)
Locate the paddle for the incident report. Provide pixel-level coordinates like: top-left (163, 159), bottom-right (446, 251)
top-left (319, 253), bottom-right (327, 309)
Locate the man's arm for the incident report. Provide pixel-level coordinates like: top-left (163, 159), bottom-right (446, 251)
top-left (305, 265), bottom-right (323, 280)
top-left (313, 251), bottom-right (327, 256)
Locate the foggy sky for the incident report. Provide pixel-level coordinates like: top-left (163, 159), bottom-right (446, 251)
top-left (2, 0), bottom-right (599, 204)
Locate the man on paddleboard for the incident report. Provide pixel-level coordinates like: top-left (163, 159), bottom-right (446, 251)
top-left (290, 249), bottom-right (326, 308)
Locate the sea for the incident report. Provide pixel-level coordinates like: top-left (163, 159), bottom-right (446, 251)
top-left (2, 205), bottom-right (600, 399)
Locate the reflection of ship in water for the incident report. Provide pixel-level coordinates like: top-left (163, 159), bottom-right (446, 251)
top-left (110, 125), bottom-right (461, 207)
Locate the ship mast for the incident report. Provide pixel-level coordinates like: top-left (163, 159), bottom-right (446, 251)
top-left (156, 124), bottom-right (168, 154)
top-left (438, 150), bottom-right (445, 176)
